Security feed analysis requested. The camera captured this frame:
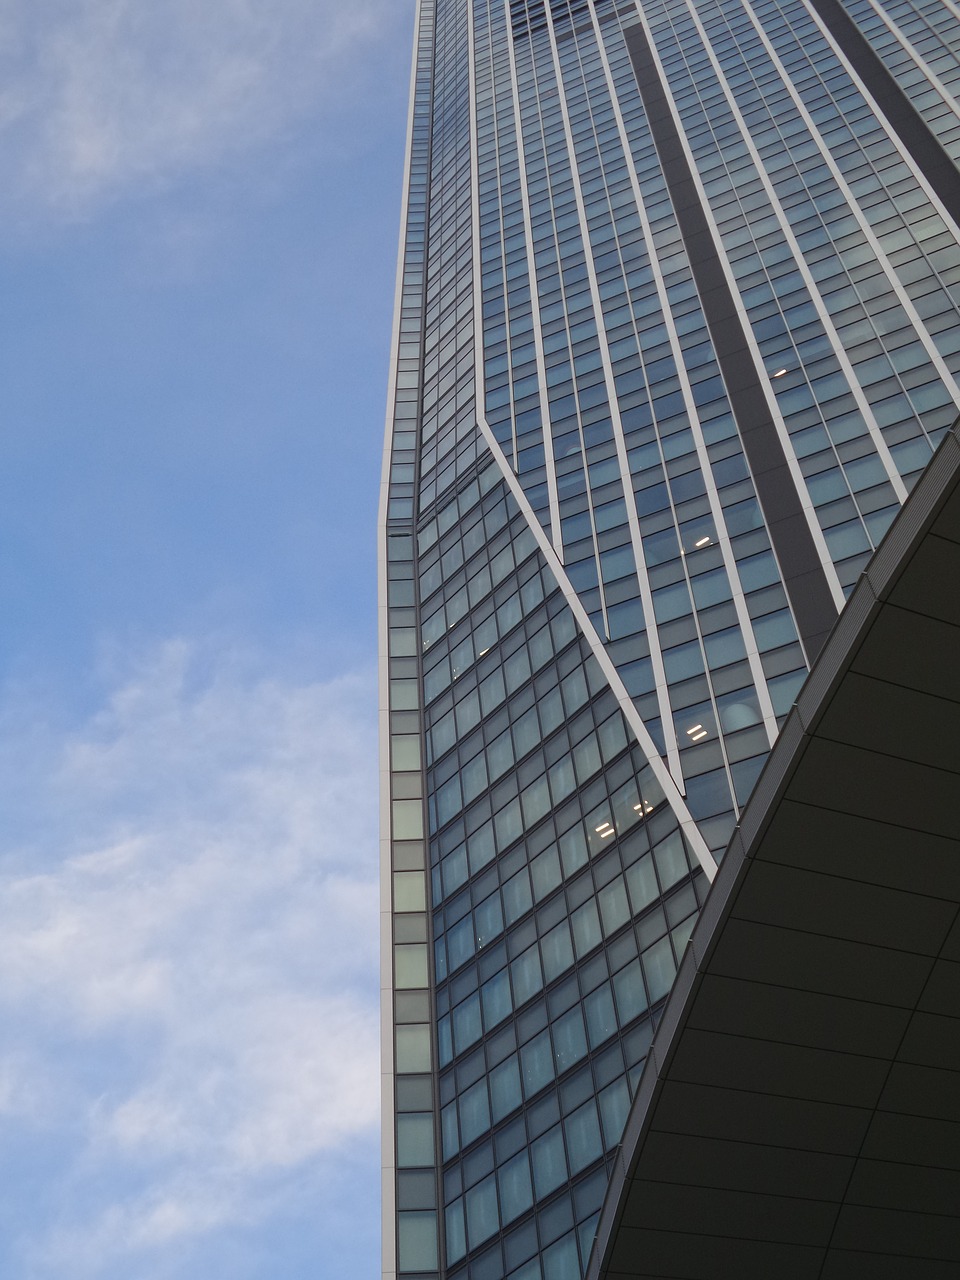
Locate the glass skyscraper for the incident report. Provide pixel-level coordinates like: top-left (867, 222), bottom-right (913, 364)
top-left (379, 2), bottom-right (960, 1277)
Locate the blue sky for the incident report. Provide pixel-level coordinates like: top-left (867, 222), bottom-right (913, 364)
top-left (0, 2), bottom-right (413, 1276)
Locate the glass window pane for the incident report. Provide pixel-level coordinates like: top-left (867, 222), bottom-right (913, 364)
top-left (496, 797), bottom-right (523, 850)
top-left (447, 916), bottom-right (475, 971)
top-left (498, 1151), bottom-right (533, 1225)
top-left (643, 935), bottom-right (677, 1004)
top-left (398, 1211), bottom-right (438, 1271)
top-left (459, 1078), bottom-right (491, 1146)
top-left (653, 832), bottom-right (688, 892)
top-left (503, 868), bottom-right (533, 924)
top-left (584, 983), bottom-right (617, 1048)
top-left (572, 900), bottom-right (602, 958)
top-left (559, 825), bottom-right (588, 876)
top-left (441, 1101), bottom-right (458, 1161)
top-left (521, 1029), bottom-right (554, 1098)
top-left (393, 798), bottom-right (424, 840)
top-left (509, 1259), bottom-right (542, 1280)
top-left (396, 1024), bottom-right (431, 1074)
top-left (395, 944), bottom-right (428, 989)
top-left (475, 893), bottom-right (504, 948)
top-left (626, 853), bottom-right (658, 914)
top-left (565, 1099), bottom-right (602, 1173)
top-left (541, 921), bottom-right (574, 983)
top-left (599, 876), bottom-right (630, 935)
top-left (531, 1125), bottom-right (567, 1198)
top-left (511, 945), bottom-right (544, 1005)
top-left (438, 1014), bottom-right (452, 1068)
top-left (445, 1199), bottom-right (466, 1266)
top-left (453, 993), bottom-right (482, 1055)
top-left (394, 871), bottom-right (426, 912)
top-left (481, 969), bottom-right (512, 1029)
top-left (392, 734), bottom-right (422, 771)
top-left (599, 1077), bottom-right (630, 1148)
top-left (490, 1054), bottom-right (522, 1122)
top-left (397, 1113), bottom-right (434, 1167)
top-left (552, 1006), bottom-right (588, 1072)
top-left (531, 846), bottom-right (562, 901)
top-left (469, 822), bottom-right (496, 874)
top-left (466, 1174), bottom-right (499, 1248)
top-left (542, 1231), bottom-right (579, 1280)
top-left (613, 957), bottom-right (648, 1025)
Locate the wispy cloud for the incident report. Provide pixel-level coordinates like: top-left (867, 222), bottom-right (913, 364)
top-left (0, 0), bottom-right (406, 214)
top-left (0, 640), bottom-right (380, 1276)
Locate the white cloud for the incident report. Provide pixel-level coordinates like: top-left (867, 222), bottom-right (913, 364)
top-left (0, 639), bottom-right (381, 1274)
top-left (0, 0), bottom-right (407, 213)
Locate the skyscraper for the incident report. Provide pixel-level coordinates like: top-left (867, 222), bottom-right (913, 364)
top-left (379, 2), bottom-right (960, 1277)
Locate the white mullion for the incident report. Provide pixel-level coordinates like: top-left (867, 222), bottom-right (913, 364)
top-left (542, 1), bottom-right (685, 785)
top-left (623, 1), bottom-right (847, 625)
top-left (589, 9), bottom-right (781, 750)
top-left (465, 16), bottom-right (716, 880)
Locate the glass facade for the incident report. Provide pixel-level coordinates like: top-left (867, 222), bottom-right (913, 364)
top-left (379, 2), bottom-right (960, 1278)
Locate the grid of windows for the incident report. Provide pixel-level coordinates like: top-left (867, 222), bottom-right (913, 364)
top-left (473, 0), bottom-right (807, 833)
top-left (418, 461), bottom-right (706, 1277)
top-left (382, 1), bottom-right (960, 1277)
top-left (841, 0), bottom-right (960, 162)
top-left (638, 0), bottom-right (960, 592)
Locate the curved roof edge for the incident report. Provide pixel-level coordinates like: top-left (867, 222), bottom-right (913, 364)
top-left (588, 417), bottom-right (960, 1280)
